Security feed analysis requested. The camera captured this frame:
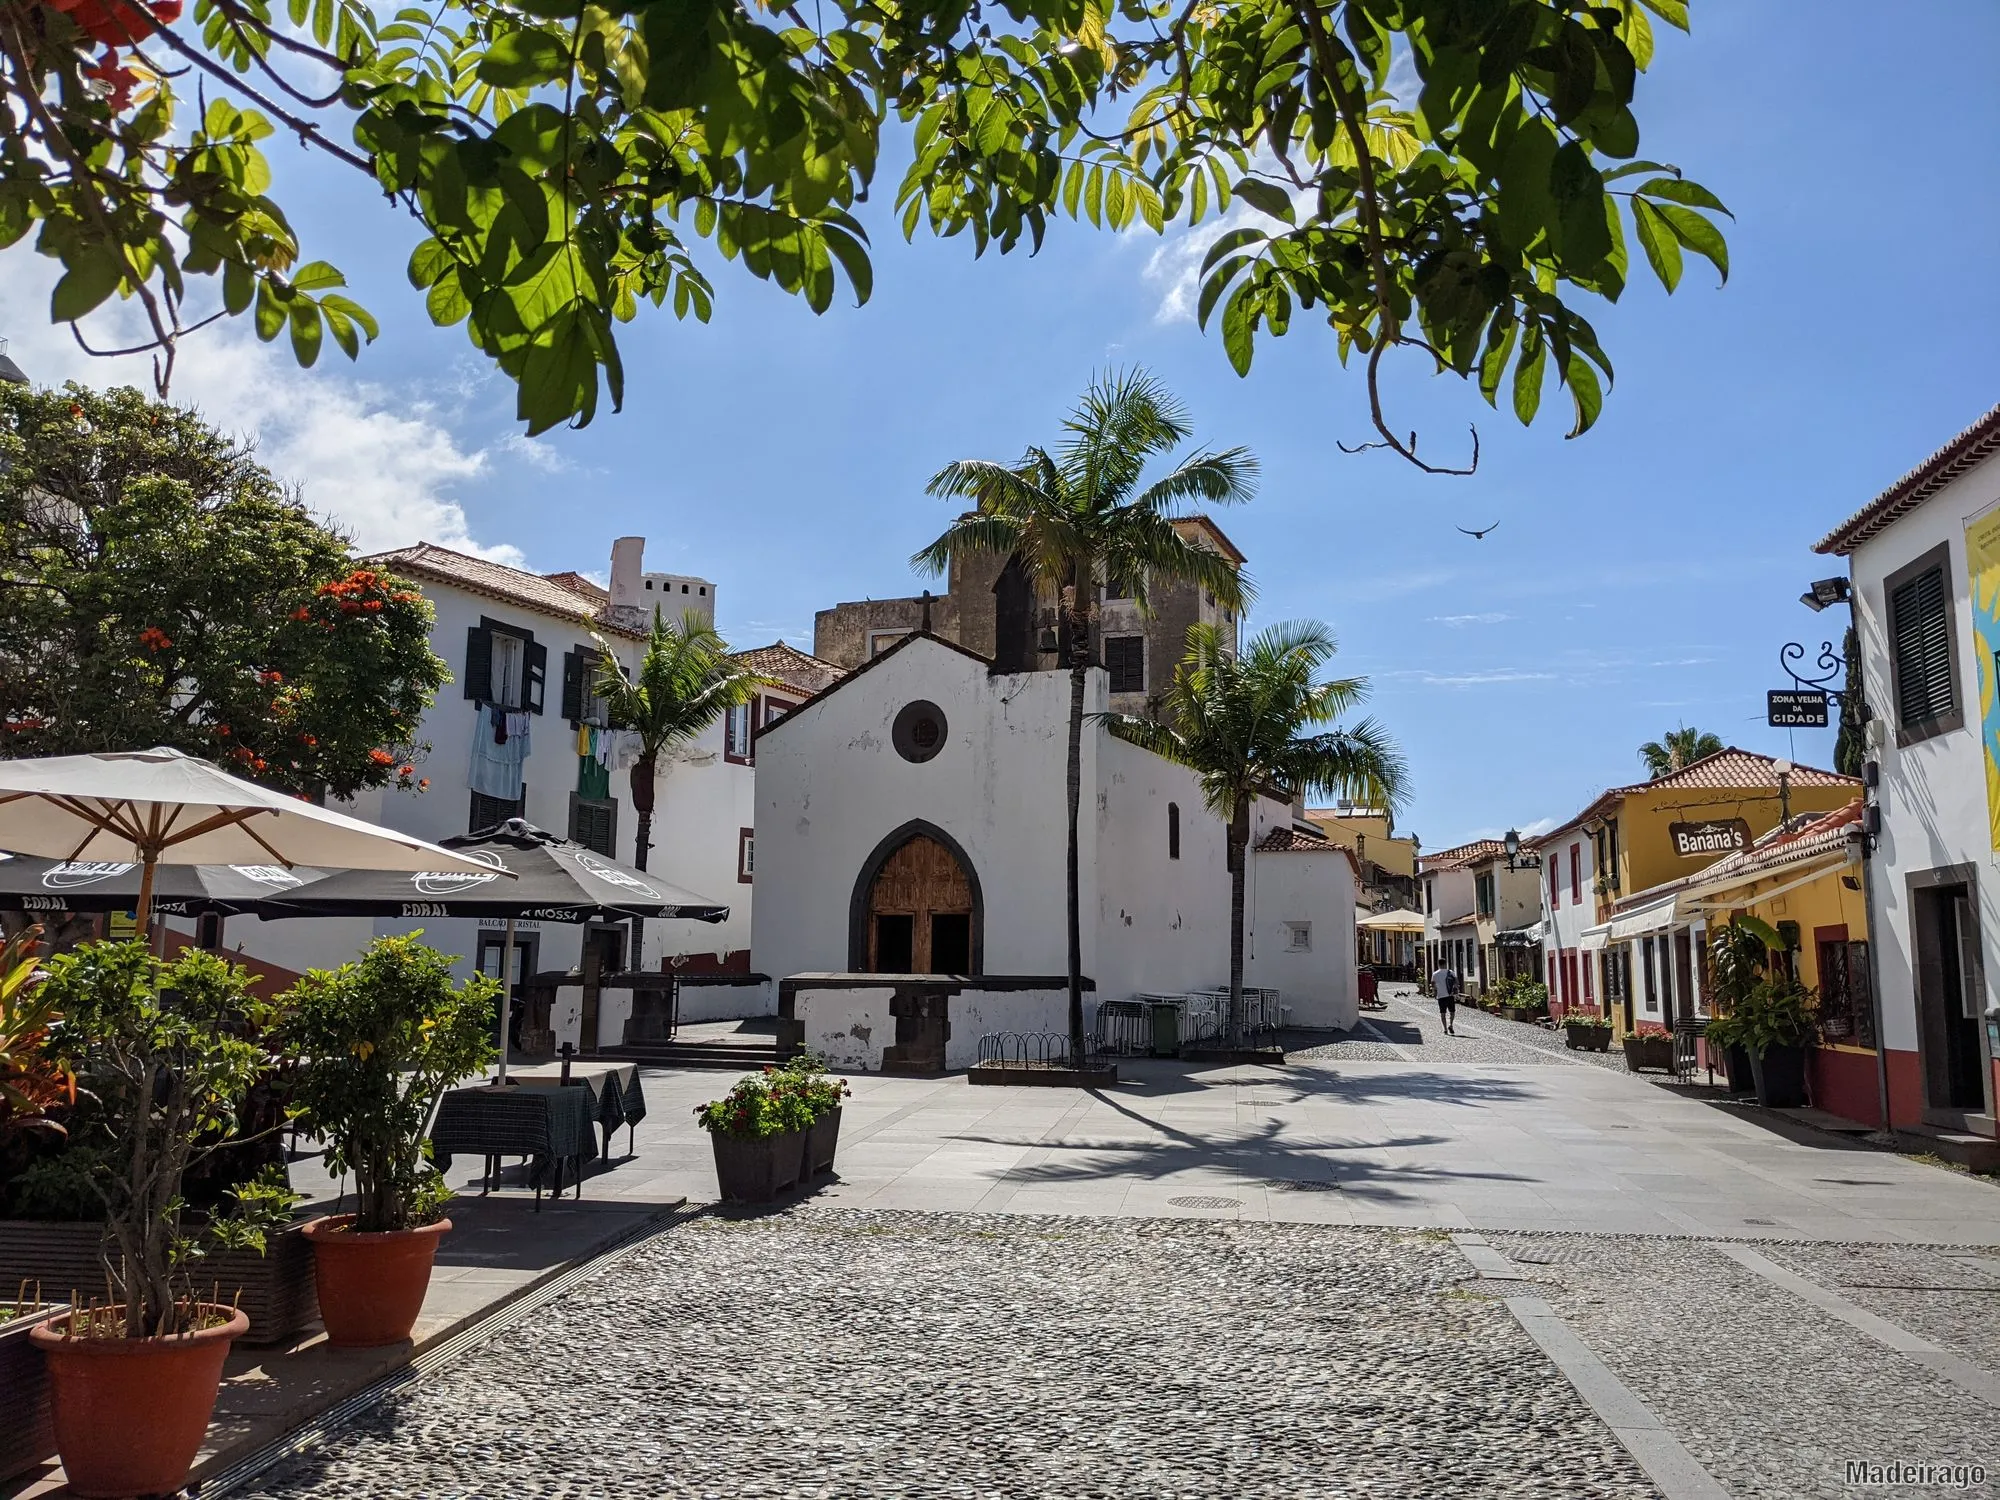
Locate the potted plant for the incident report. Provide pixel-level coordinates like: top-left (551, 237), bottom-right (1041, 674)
top-left (695, 1072), bottom-right (814, 1202)
top-left (1701, 1011), bottom-right (1754, 1093)
top-left (780, 1055), bottom-right (851, 1177)
top-left (283, 935), bottom-right (496, 1349)
top-left (27, 941), bottom-right (289, 1499)
top-left (1706, 919), bottom-right (1775, 1095)
top-left (1735, 975), bottom-right (1818, 1108)
top-left (1505, 980), bottom-right (1549, 1024)
top-left (1561, 1012), bottom-right (1614, 1052)
top-left (1622, 1030), bottom-right (1675, 1072)
top-left (1, 1293), bottom-right (64, 1484)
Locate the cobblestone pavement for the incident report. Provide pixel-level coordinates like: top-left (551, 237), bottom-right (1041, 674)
top-left (1292, 985), bottom-right (1630, 1072)
top-left (241, 1209), bottom-right (1660, 1500)
top-left (1494, 1231), bottom-right (2000, 1500)
top-left (234, 1208), bottom-right (2000, 1500)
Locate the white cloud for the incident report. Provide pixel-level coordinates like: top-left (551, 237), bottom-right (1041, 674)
top-left (1463, 815), bottom-right (1557, 842)
top-left (0, 264), bottom-right (523, 566)
top-left (1142, 158), bottom-right (1307, 326)
top-left (1429, 611), bottom-right (1514, 627)
top-left (495, 432), bottom-right (571, 475)
top-left (1414, 668), bottom-right (1556, 688)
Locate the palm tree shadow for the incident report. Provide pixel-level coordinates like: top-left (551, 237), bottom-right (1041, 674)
top-left (949, 1065), bottom-right (1538, 1204)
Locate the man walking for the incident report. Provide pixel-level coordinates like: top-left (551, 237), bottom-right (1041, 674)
top-left (1431, 957), bottom-right (1458, 1036)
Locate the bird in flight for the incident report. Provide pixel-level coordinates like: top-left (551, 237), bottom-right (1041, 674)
top-left (1457, 521), bottom-right (1501, 540)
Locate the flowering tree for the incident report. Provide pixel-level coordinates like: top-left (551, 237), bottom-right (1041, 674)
top-left (0, 381), bottom-right (449, 798)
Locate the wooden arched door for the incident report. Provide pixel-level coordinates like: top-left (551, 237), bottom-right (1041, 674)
top-left (866, 834), bottom-right (974, 974)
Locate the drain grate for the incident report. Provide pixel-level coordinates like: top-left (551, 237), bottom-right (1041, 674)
top-left (1169, 1195), bottom-right (1241, 1210)
top-left (1272, 1179), bottom-right (1342, 1193)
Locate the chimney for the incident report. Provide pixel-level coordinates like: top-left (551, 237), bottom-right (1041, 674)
top-left (608, 536), bottom-right (647, 630)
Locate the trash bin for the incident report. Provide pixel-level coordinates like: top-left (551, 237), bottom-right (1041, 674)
top-left (1149, 1001), bottom-right (1181, 1058)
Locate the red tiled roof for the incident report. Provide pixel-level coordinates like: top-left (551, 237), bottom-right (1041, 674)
top-left (1816, 402), bottom-right (2000, 556)
top-left (1171, 515), bottom-right (1248, 566)
top-left (1530, 748), bottom-right (1857, 849)
top-left (542, 570), bottom-right (609, 603)
top-left (731, 641), bottom-right (846, 696)
top-left (1690, 799), bottom-right (1864, 886)
top-left (367, 543), bottom-right (642, 639)
top-left (1419, 838), bottom-right (1505, 872)
top-left (1256, 826), bottom-right (1329, 852)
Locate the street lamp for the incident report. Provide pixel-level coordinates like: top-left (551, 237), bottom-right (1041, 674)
top-left (1800, 576), bottom-right (1852, 612)
top-left (1502, 828), bottom-right (1541, 870)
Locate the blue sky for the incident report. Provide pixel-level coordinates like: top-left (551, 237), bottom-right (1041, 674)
top-left (4, 0), bottom-right (1996, 851)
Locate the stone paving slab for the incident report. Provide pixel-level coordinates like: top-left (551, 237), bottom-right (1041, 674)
top-left (1493, 1232), bottom-right (2000, 1499)
top-left (235, 1209), bottom-right (1663, 1500)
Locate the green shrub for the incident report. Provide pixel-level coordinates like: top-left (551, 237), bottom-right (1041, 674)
top-left (280, 934), bottom-right (496, 1235)
top-left (1732, 976), bottom-right (1818, 1055)
top-left (1562, 1012), bottom-right (1612, 1031)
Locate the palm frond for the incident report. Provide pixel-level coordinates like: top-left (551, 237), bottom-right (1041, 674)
top-left (1128, 446), bottom-right (1259, 514)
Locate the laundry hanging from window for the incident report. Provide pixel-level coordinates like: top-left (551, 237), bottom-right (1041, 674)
top-left (469, 701), bottom-right (530, 799)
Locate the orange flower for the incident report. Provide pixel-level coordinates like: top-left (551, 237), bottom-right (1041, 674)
top-left (299, 733), bottom-right (317, 747)
top-left (214, 724), bottom-right (231, 737)
top-left (138, 626), bottom-right (172, 651)
top-left (368, 748), bottom-right (395, 766)
top-left (417, 778), bottom-right (430, 790)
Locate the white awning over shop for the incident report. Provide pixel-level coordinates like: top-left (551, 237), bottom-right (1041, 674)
top-left (1579, 923), bottom-right (1611, 953)
top-left (1606, 895), bottom-right (1680, 941)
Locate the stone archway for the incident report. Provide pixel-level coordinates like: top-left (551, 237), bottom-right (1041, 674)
top-left (848, 822), bottom-right (982, 975)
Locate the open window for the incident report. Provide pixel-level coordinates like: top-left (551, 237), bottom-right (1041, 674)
top-left (464, 617), bottom-right (546, 713)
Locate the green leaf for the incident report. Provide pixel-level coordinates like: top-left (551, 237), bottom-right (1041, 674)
top-left (1512, 324), bottom-right (1546, 425)
top-left (517, 317), bottom-right (596, 436)
top-left (289, 261), bottom-right (345, 293)
top-left (288, 299), bottom-right (324, 367)
top-left (50, 254), bottom-right (125, 323)
top-left (477, 29), bottom-right (571, 89)
top-left (1563, 349), bottom-right (1603, 438)
top-left (1654, 202), bottom-right (1729, 283)
top-left (1221, 282), bottom-right (1258, 375)
top-left (1630, 199), bottom-right (1681, 291)
top-left (1638, 177), bottom-right (1731, 215)
top-left (1231, 179), bottom-right (1296, 225)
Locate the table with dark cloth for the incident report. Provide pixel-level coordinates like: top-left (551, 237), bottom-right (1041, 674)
top-left (502, 1063), bottom-right (648, 1158)
top-left (431, 1084), bottom-right (599, 1206)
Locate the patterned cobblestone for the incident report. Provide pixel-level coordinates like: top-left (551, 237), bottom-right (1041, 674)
top-left (241, 1210), bottom-right (1660, 1500)
top-left (1758, 1239), bottom-right (2000, 1379)
top-left (1495, 1232), bottom-right (2000, 1499)
top-left (1292, 987), bottom-right (1629, 1072)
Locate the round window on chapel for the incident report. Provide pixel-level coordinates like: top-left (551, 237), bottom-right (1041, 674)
top-left (892, 701), bottom-right (948, 763)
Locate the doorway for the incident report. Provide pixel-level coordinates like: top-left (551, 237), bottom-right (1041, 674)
top-left (579, 925), bottom-right (625, 1053)
top-left (862, 832), bottom-right (975, 974)
top-left (1672, 931), bottom-right (1694, 1029)
top-left (1912, 874), bottom-right (1988, 1120)
top-left (476, 930), bottom-right (540, 1052)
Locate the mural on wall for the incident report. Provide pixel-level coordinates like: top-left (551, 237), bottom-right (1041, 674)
top-left (1968, 509), bottom-right (2000, 854)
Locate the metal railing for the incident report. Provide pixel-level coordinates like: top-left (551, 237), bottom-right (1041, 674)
top-left (977, 1032), bottom-right (1105, 1068)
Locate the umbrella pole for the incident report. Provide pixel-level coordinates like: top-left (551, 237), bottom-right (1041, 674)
top-left (495, 915), bottom-right (515, 1085)
top-left (134, 852), bottom-right (157, 944)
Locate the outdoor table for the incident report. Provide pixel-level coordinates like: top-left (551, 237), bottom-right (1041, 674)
top-left (504, 1062), bottom-right (648, 1158)
top-left (430, 1084), bottom-right (599, 1208)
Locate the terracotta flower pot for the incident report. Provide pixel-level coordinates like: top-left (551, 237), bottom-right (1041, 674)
top-left (30, 1303), bottom-right (247, 1499)
top-left (301, 1216), bottom-right (450, 1349)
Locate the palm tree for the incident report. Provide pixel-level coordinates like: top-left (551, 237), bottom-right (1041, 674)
top-left (1104, 620), bottom-right (1407, 1046)
top-left (1638, 724), bottom-right (1725, 779)
top-left (913, 370), bottom-right (1257, 1062)
top-left (592, 608), bottom-right (769, 873)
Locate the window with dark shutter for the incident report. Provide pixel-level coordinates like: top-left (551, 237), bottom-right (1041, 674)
top-left (561, 649), bottom-right (585, 723)
top-left (1105, 636), bottom-right (1145, 693)
top-left (568, 794), bottom-right (617, 857)
top-left (1890, 562), bottom-right (1954, 730)
top-left (464, 626), bottom-right (492, 701)
top-left (466, 618), bottom-right (542, 710)
top-left (523, 639), bottom-right (547, 714)
top-left (1168, 802), bottom-right (1180, 859)
top-left (470, 788), bottom-right (523, 833)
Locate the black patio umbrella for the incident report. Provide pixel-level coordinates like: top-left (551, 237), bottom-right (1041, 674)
top-left (249, 819), bottom-right (729, 924)
top-left (252, 819), bottom-right (729, 1081)
top-left (0, 851), bottom-right (334, 918)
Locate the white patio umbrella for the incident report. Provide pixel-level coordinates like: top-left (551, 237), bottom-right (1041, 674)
top-left (0, 746), bottom-right (505, 937)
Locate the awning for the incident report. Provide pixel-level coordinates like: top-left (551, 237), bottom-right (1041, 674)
top-left (1606, 895), bottom-right (1680, 942)
top-left (1496, 918), bottom-right (1545, 947)
top-left (1579, 923), bottom-right (1611, 953)
top-left (1357, 908), bottom-right (1426, 933)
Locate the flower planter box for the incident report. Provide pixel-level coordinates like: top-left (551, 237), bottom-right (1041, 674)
top-left (1506, 1005), bottom-right (1547, 1024)
top-left (1564, 1026), bottom-right (1613, 1052)
top-left (0, 1220), bottom-right (316, 1346)
top-left (0, 1304), bottom-right (63, 1483)
top-left (1719, 1042), bottom-right (1755, 1094)
top-left (1750, 1044), bottom-right (1809, 1108)
top-left (709, 1129), bottom-right (807, 1203)
top-left (805, 1107), bottom-right (843, 1178)
top-left (1622, 1034), bottom-right (1675, 1074)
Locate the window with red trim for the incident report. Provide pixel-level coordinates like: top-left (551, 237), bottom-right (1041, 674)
top-left (1549, 858), bottom-right (1560, 911)
top-left (1582, 950), bottom-right (1594, 1002)
top-left (1569, 843), bottom-right (1581, 903)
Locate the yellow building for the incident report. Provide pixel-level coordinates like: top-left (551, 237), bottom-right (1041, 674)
top-left (1533, 748), bottom-right (1860, 1032)
top-left (1303, 806), bottom-right (1417, 880)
